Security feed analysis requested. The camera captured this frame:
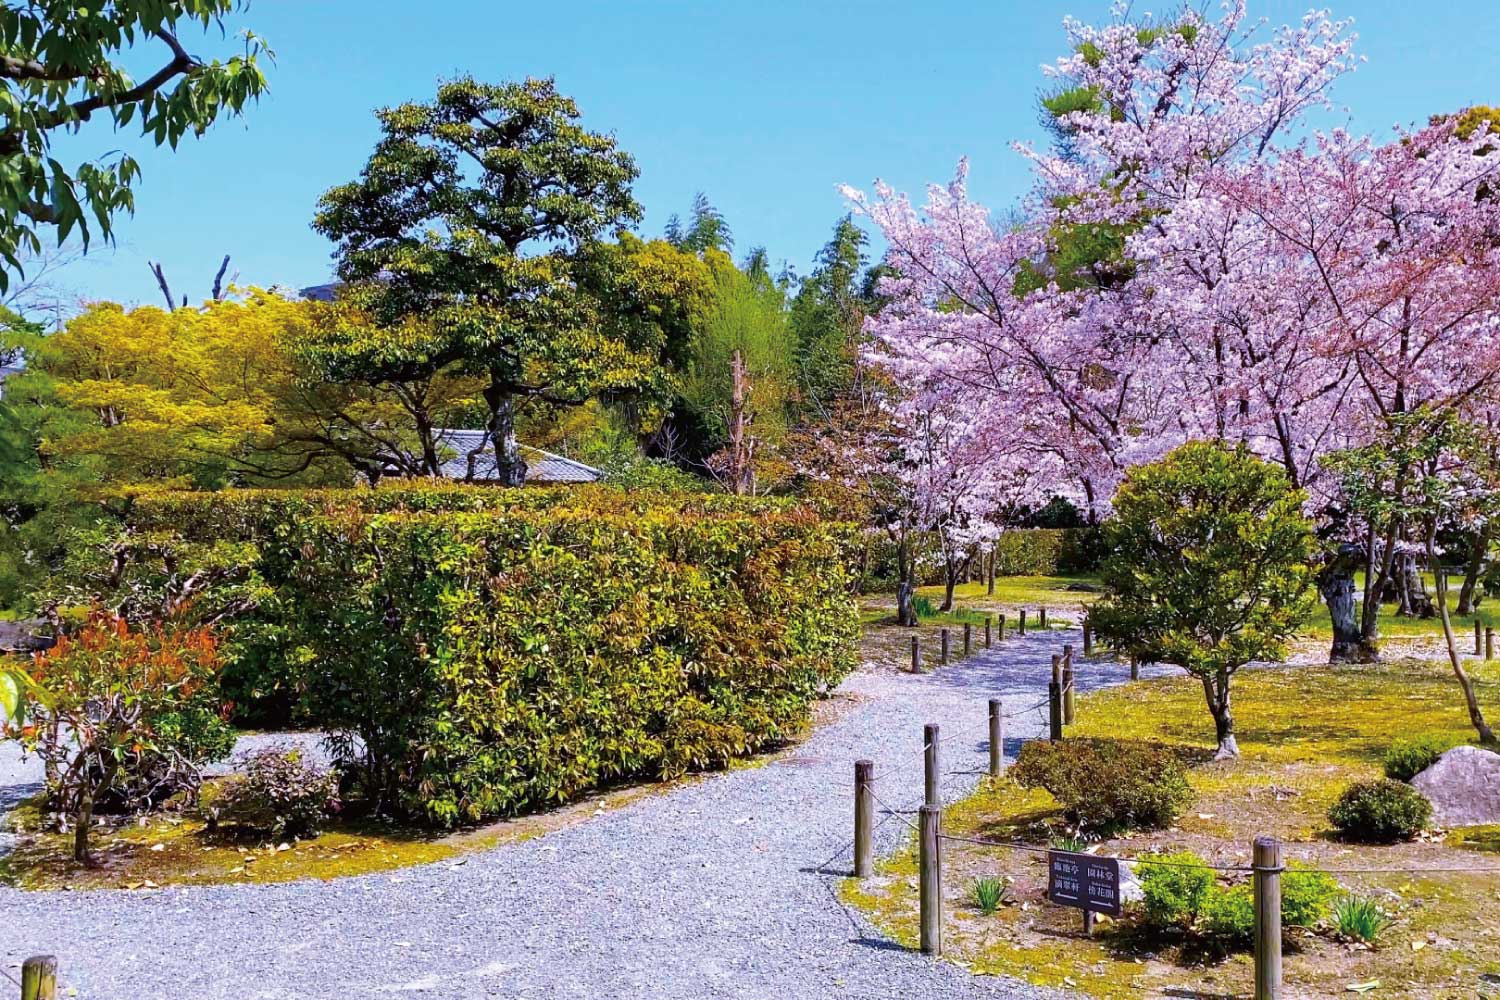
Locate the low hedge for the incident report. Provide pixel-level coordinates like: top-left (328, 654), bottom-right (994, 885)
top-left (860, 526), bottom-right (1101, 590)
top-left (54, 484), bottom-right (860, 825)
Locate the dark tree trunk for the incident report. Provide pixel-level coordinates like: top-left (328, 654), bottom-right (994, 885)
top-left (941, 557), bottom-right (959, 613)
top-left (1396, 550), bottom-right (1436, 618)
top-left (1361, 520), bottom-right (1400, 643)
top-left (986, 547), bottom-right (996, 596)
top-left (1320, 543), bottom-right (1379, 663)
top-left (896, 537), bottom-right (918, 627)
top-left (1458, 529), bottom-right (1489, 615)
top-left (483, 381), bottom-right (526, 486)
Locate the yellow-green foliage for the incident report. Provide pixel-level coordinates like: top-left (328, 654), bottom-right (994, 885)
top-left (81, 484), bottom-right (859, 827)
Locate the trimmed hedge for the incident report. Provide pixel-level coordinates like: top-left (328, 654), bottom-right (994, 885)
top-left (57, 484), bottom-right (860, 826)
top-left (1011, 737), bottom-right (1193, 833)
top-left (861, 526), bottom-right (1101, 590)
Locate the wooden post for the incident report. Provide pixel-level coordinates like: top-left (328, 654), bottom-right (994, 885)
top-left (854, 760), bottom-right (874, 879)
top-left (1049, 655), bottom-right (1064, 741)
top-left (1018, 609), bottom-right (1027, 635)
top-left (963, 622), bottom-right (972, 657)
top-left (1082, 614), bottom-right (1093, 656)
top-left (1062, 645), bottom-right (1076, 725)
top-left (1477, 618), bottom-right (1484, 656)
top-left (985, 615), bottom-right (993, 648)
top-left (1039, 607), bottom-right (1048, 629)
top-left (986, 547), bottom-right (996, 596)
top-left (1253, 836), bottom-right (1283, 1000)
top-left (1488, 627), bottom-right (1495, 661)
top-left (21, 956), bottom-right (57, 1000)
top-left (924, 722), bottom-right (941, 807)
top-left (940, 628), bottom-right (951, 665)
top-left (997, 613), bottom-right (1006, 640)
top-left (919, 804), bottom-right (943, 956)
top-left (988, 698), bottom-right (1004, 777)
top-left (1131, 654), bottom-right (1140, 681)
top-left (911, 635), bottom-right (921, 674)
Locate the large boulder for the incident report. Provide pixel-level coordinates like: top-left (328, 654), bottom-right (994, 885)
top-left (1410, 745), bottom-right (1500, 828)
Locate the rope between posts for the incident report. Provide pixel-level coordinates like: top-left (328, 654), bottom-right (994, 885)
top-left (0, 965), bottom-right (20, 990)
top-left (865, 785), bottom-right (923, 834)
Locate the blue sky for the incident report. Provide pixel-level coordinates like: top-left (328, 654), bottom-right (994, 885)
top-left (41, 1), bottom-right (1500, 308)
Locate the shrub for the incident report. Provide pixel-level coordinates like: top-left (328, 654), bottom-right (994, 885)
top-left (73, 485), bottom-right (860, 826)
top-left (1011, 738), bottom-right (1193, 833)
top-left (1333, 895), bottom-right (1393, 944)
top-left (1200, 884), bottom-right (1255, 943)
top-left (208, 746), bottom-right (340, 839)
top-left (1136, 851), bottom-right (1215, 929)
top-left (4, 613), bottom-right (229, 861)
top-left (1383, 735), bottom-right (1454, 781)
top-left (1281, 862), bottom-right (1340, 927)
top-left (1329, 779), bottom-right (1432, 843)
top-left (970, 876), bottom-right (1009, 914)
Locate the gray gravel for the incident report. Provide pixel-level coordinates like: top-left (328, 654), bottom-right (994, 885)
top-left (0, 626), bottom-right (1162, 999)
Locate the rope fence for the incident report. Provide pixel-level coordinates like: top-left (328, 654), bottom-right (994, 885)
top-left (840, 629), bottom-right (1500, 1000)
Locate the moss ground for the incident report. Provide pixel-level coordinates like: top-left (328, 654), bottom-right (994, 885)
top-left (843, 653), bottom-right (1500, 998)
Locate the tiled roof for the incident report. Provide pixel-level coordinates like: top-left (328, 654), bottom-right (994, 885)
top-left (434, 429), bottom-right (603, 484)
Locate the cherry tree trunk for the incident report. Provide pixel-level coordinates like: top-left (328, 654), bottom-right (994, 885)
top-left (483, 382), bottom-right (526, 487)
top-left (1457, 530), bottom-right (1488, 615)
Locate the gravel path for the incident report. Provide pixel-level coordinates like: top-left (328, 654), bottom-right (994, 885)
top-left (0, 626), bottom-right (1163, 1000)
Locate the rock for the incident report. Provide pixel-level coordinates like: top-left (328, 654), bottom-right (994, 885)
top-left (1411, 745), bottom-right (1500, 827)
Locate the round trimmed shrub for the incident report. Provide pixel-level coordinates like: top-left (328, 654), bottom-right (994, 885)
top-left (1328, 779), bottom-right (1432, 843)
top-left (207, 746), bottom-right (340, 839)
top-left (1382, 736), bottom-right (1453, 782)
top-left (1011, 738), bottom-right (1193, 834)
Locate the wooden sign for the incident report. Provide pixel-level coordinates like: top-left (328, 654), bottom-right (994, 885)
top-left (1047, 850), bottom-right (1122, 917)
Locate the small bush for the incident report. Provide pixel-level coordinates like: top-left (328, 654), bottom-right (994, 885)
top-left (4, 613), bottom-right (228, 861)
top-left (1200, 884), bottom-right (1256, 942)
top-left (209, 746), bottom-right (340, 839)
top-left (1328, 779), bottom-right (1432, 843)
top-left (970, 876), bottom-right (1009, 914)
top-left (1137, 851), bottom-right (1215, 929)
top-left (1011, 738), bottom-right (1193, 833)
top-left (1281, 863), bottom-right (1339, 927)
top-left (912, 595), bottom-right (938, 618)
top-left (1333, 895), bottom-right (1393, 944)
top-left (1383, 736), bottom-right (1453, 782)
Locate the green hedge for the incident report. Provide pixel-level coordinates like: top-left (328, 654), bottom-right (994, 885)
top-left (860, 527), bottom-right (1101, 589)
top-left (55, 484), bottom-right (860, 825)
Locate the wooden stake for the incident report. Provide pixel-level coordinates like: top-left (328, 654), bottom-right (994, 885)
top-left (1039, 607), bottom-right (1048, 629)
top-left (911, 635), bottom-right (921, 674)
top-left (985, 615), bottom-right (993, 648)
top-left (988, 698), bottom-right (1004, 777)
top-left (1131, 654), bottom-right (1140, 681)
top-left (1488, 628), bottom-right (1495, 661)
top-left (940, 628), bottom-right (951, 665)
top-left (854, 760), bottom-right (874, 878)
top-left (1082, 614), bottom-right (1093, 656)
top-left (963, 622), bottom-right (972, 656)
top-left (924, 722), bottom-right (941, 807)
top-left (1049, 655), bottom-right (1064, 741)
top-left (1018, 609), bottom-right (1027, 635)
top-left (1477, 618), bottom-right (1484, 656)
top-left (919, 804), bottom-right (943, 956)
top-left (997, 613), bottom-right (1006, 640)
top-left (1062, 646), bottom-right (1076, 725)
top-left (21, 956), bottom-right (57, 1000)
top-left (1253, 836), bottom-right (1283, 1000)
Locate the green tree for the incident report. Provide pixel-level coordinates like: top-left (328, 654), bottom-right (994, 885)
top-left (0, 2), bottom-right (271, 289)
top-left (313, 77), bottom-right (657, 486)
top-left (678, 248), bottom-right (796, 489)
top-left (788, 216), bottom-right (870, 407)
top-left (1324, 410), bottom-right (1496, 743)
top-left (1092, 442), bottom-right (1318, 758)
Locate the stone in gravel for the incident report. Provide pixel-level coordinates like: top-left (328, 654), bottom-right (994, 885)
top-left (1410, 745), bottom-right (1500, 827)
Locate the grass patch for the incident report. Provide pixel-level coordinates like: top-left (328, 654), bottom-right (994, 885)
top-left (846, 658), bottom-right (1500, 998)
